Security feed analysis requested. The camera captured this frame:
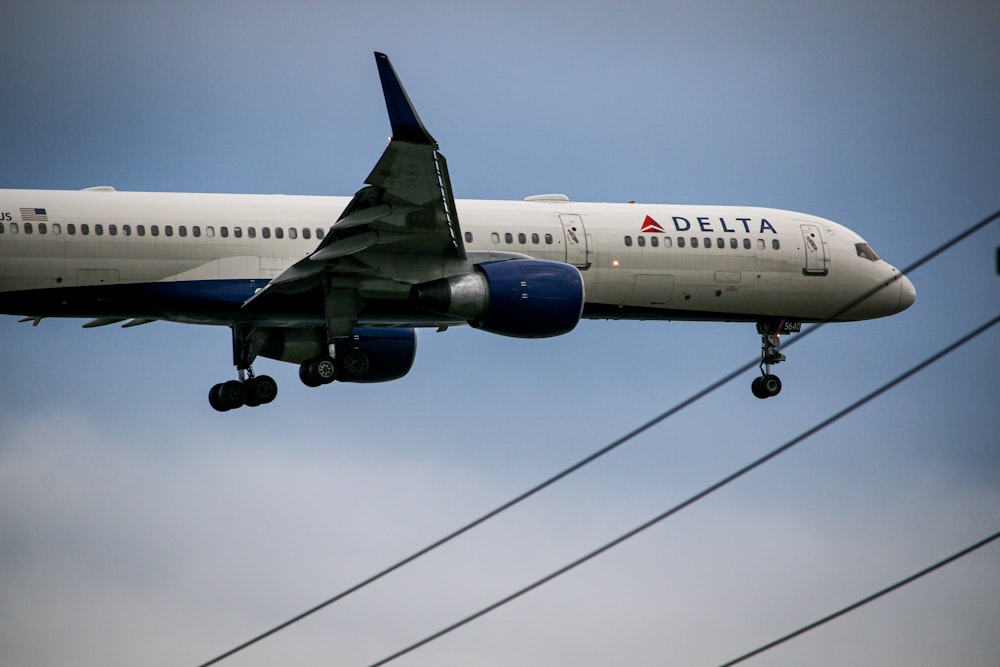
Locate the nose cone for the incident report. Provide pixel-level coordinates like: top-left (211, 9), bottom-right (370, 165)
top-left (897, 274), bottom-right (916, 312)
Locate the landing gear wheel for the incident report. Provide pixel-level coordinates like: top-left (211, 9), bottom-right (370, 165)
top-left (210, 379), bottom-right (247, 411)
top-left (300, 356), bottom-right (336, 387)
top-left (246, 375), bottom-right (278, 405)
top-left (209, 383), bottom-right (228, 411)
top-left (752, 374), bottom-right (782, 399)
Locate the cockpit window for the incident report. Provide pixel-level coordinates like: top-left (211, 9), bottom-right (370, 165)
top-left (855, 243), bottom-right (881, 262)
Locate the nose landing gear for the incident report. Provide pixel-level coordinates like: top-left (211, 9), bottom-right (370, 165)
top-left (752, 320), bottom-right (799, 399)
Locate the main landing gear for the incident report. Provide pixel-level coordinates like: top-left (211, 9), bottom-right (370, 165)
top-left (209, 324), bottom-right (279, 412)
top-left (209, 372), bottom-right (278, 412)
top-left (751, 320), bottom-right (799, 399)
top-left (209, 324), bottom-right (348, 411)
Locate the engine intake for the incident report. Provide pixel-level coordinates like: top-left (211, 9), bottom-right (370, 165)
top-left (335, 327), bottom-right (416, 383)
top-left (412, 259), bottom-right (584, 338)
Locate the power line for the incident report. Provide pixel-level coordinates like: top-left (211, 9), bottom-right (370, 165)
top-left (365, 313), bottom-right (1000, 667)
top-left (194, 208), bottom-right (999, 667)
top-left (716, 529), bottom-right (1000, 667)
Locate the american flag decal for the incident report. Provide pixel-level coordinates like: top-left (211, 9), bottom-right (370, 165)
top-left (20, 207), bottom-right (48, 222)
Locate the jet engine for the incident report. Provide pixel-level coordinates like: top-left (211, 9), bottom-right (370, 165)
top-left (334, 327), bottom-right (416, 383)
top-left (411, 259), bottom-right (584, 338)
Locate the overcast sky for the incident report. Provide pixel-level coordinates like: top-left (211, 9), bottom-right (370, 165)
top-left (1, 2), bottom-right (998, 666)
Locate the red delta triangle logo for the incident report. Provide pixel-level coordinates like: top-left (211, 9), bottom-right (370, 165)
top-left (641, 215), bottom-right (664, 233)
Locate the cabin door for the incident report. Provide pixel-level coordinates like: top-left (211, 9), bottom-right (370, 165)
top-left (800, 223), bottom-right (829, 276)
top-left (559, 214), bottom-right (589, 268)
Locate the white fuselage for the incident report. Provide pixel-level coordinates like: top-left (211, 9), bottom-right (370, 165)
top-left (0, 188), bottom-right (914, 326)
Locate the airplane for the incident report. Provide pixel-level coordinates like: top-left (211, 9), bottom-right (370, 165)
top-left (0, 52), bottom-right (915, 411)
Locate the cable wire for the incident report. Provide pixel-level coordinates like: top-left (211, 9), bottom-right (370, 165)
top-left (716, 529), bottom-right (1000, 667)
top-left (194, 208), bottom-right (999, 667)
top-left (366, 313), bottom-right (1000, 666)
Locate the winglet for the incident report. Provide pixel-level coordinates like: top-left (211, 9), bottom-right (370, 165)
top-left (374, 52), bottom-right (436, 145)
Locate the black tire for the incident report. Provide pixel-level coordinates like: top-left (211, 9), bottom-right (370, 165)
top-left (300, 357), bottom-right (336, 387)
top-left (209, 383), bottom-right (229, 411)
top-left (219, 379), bottom-right (247, 410)
top-left (248, 375), bottom-right (278, 404)
top-left (299, 362), bottom-right (321, 387)
top-left (751, 376), bottom-right (769, 399)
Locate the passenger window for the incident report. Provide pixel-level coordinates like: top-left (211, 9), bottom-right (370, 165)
top-left (286, 227), bottom-right (295, 240)
top-left (53, 223), bottom-right (62, 235)
top-left (165, 225), bottom-right (173, 237)
top-left (650, 236), bottom-right (659, 247)
top-left (717, 238), bottom-right (725, 249)
top-left (464, 231), bottom-right (472, 243)
top-left (704, 237), bottom-right (712, 248)
top-left (757, 239), bottom-right (765, 250)
top-left (316, 228), bottom-right (325, 239)
top-left (95, 224), bottom-right (103, 236)
top-left (491, 232), bottom-right (500, 244)
top-left (178, 226), bottom-right (187, 237)
top-left (531, 233), bottom-right (539, 244)
top-left (248, 227), bottom-right (257, 239)
top-left (151, 225), bottom-right (159, 237)
top-left (10, 223), bottom-right (19, 234)
top-left (677, 237), bottom-right (685, 248)
top-left (205, 227), bottom-right (215, 238)
top-left (518, 232), bottom-right (526, 244)
top-left (743, 238), bottom-right (751, 249)
top-left (0, 223), bottom-right (4, 233)
top-left (109, 224), bottom-right (117, 236)
top-left (302, 228), bottom-right (310, 240)
top-left (624, 235), bottom-right (633, 247)
top-left (730, 238), bottom-right (738, 249)
top-left (68, 223), bottom-right (77, 235)
top-left (193, 226), bottom-right (202, 238)
top-left (504, 232), bottom-right (513, 244)
top-left (663, 236), bottom-right (672, 248)
top-left (235, 227), bottom-right (243, 238)
top-left (544, 233), bottom-right (553, 244)
top-left (137, 225), bottom-right (145, 237)
top-left (691, 237), bottom-right (699, 248)
top-left (637, 235), bottom-right (646, 247)
top-left (276, 227), bottom-right (285, 239)
top-left (39, 222), bottom-right (48, 234)
top-left (772, 239), bottom-right (780, 250)
top-left (25, 222), bottom-right (34, 234)
top-left (123, 225), bottom-right (131, 236)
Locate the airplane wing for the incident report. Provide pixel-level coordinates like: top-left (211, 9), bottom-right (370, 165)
top-left (244, 52), bottom-right (467, 321)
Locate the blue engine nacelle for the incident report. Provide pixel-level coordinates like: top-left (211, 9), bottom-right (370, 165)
top-left (411, 259), bottom-right (584, 338)
top-left (335, 327), bottom-right (417, 383)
